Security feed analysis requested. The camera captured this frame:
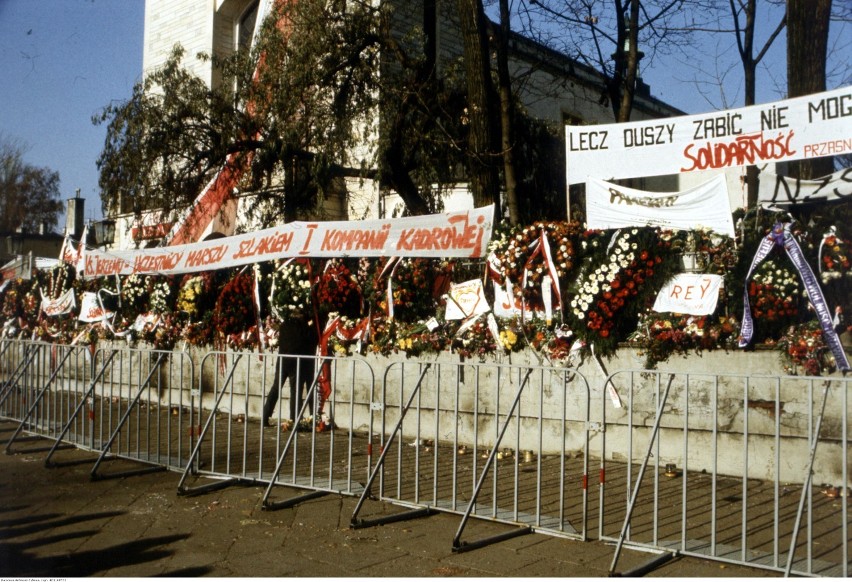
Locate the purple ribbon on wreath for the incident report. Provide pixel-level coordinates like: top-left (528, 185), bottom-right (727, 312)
top-left (739, 222), bottom-right (850, 372)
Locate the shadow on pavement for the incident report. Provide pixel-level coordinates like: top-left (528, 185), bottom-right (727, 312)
top-left (0, 533), bottom-right (192, 577)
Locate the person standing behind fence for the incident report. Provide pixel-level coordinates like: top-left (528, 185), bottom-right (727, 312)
top-left (262, 320), bottom-right (319, 428)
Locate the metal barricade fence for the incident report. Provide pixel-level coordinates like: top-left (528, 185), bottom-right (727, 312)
top-left (349, 359), bottom-right (591, 551)
top-left (179, 350), bottom-right (375, 504)
top-left (5, 336), bottom-right (852, 578)
top-left (0, 339), bottom-right (49, 423)
top-left (86, 346), bottom-right (197, 478)
top-left (4, 340), bottom-right (94, 455)
top-left (597, 370), bottom-right (851, 577)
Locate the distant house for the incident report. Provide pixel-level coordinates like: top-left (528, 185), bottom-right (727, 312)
top-left (118, 0), bottom-right (686, 249)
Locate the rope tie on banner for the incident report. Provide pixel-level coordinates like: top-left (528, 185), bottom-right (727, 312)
top-left (739, 222), bottom-right (850, 372)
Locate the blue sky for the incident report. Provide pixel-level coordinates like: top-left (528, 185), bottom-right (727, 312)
top-left (0, 1), bottom-right (847, 230)
top-left (0, 0), bottom-right (144, 225)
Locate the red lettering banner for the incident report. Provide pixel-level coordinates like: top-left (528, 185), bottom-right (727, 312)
top-left (566, 86), bottom-right (852, 185)
top-left (82, 206), bottom-right (494, 279)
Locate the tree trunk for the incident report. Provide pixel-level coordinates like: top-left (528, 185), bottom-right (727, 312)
top-left (616, 0), bottom-right (641, 123)
top-left (741, 0), bottom-right (759, 208)
top-left (497, 0), bottom-right (519, 225)
top-left (456, 0), bottom-right (500, 216)
top-left (787, 0), bottom-right (834, 180)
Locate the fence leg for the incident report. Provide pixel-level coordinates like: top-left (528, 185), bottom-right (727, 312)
top-left (260, 365), bottom-right (330, 509)
top-left (5, 346), bottom-right (75, 454)
top-left (177, 354), bottom-right (243, 495)
top-left (90, 353), bottom-right (168, 481)
top-left (608, 374), bottom-right (677, 577)
top-left (347, 364), bottom-right (434, 526)
top-left (44, 350), bottom-right (117, 468)
top-left (783, 378), bottom-right (833, 577)
top-left (451, 368), bottom-right (534, 553)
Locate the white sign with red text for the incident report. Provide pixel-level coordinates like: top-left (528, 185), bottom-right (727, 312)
top-left (82, 206), bottom-right (494, 279)
top-left (586, 175), bottom-right (735, 236)
top-left (566, 86), bottom-right (851, 185)
top-left (445, 279), bottom-right (490, 320)
top-left (41, 289), bottom-right (76, 317)
top-left (78, 292), bottom-right (114, 323)
top-left (652, 274), bottom-right (724, 316)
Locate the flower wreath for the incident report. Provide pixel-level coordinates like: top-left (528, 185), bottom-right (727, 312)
top-left (567, 228), bottom-right (673, 355)
top-left (491, 221), bottom-right (582, 312)
top-left (214, 272), bottom-right (259, 349)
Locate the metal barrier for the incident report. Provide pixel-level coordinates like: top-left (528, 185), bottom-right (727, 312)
top-left (0, 339), bottom-right (46, 423)
top-left (88, 346), bottom-right (196, 479)
top-left (597, 370), bottom-right (851, 577)
top-left (349, 359), bottom-right (592, 551)
top-left (178, 350), bottom-right (375, 504)
top-left (4, 335), bottom-right (852, 577)
top-left (4, 341), bottom-right (94, 455)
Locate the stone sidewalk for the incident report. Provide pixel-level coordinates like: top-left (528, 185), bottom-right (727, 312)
top-left (0, 436), bottom-right (776, 578)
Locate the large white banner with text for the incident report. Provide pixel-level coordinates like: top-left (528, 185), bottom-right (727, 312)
top-left (586, 175), bottom-right (735, 236)
top-left (82, 206), bottom-right (494, 279)
top-left (566, 86), bottom-right (851, 184)
top-left (757, 168), bottom-right (852, 209)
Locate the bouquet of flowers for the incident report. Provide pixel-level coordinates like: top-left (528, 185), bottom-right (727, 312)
top-left (148, 276), bottom-right (176, 313)
top-left (778, 321), bottom-right (836, 376)
top-left (820, 232), bottom-right (851, 283)
top-left (394, 319), bottom-right (448, 357)
top-left (121, 274), bottom-right (151, 315)
top-left (632, 311), bottom-right (739, 369)
top-left (269, 260), bottom-right (313, 323)
top-left (749, 258), bottom-right (800, 321)
top-left (375, 258), bottom-right (436, 322)
top-left (366, 316), bottom-right (413, 357)
top-left (176, 272), bottom-right (218, 319)
top-left (450, 318), bottom-right (497, 360)
top-left (316, 259), bottom-right (360, 317)
top-left (214, 272), bottom-right (259, 349)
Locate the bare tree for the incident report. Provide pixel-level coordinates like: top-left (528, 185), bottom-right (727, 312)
top-left (0, 134), bottom-right (63, 234)
top-left (522, 0), bottom-right (689, 122)
top-left (726, 0), bottom-right (786, 207)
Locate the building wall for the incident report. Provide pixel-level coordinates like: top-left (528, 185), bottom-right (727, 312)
top-left (140, 0), bottom-right (697, 234)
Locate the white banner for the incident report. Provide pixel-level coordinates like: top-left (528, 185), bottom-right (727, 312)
top-left (758, 168), bottom-right (852, 209)
top-left (652, 274), bottom-right (724, 315)
top-left (493, 281), bottom-right (521, 318)
top-left (41, 288), bottom-right (76, 317)
top-left (445, 279), bottom-right (490, 320)
top-left (566, 86), bottom-right (852, 184)
top-left (78, 292), bottom-right (114, 323)
top-left (586, 175), bottom-right (735, 236)
top-left (82, 206), bottom-right (494, 279)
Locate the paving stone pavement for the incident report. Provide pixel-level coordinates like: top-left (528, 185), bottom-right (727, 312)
top-left (0, 438), bottom-right (778, 578)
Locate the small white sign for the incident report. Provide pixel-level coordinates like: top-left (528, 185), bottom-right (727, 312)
top-left (652, 274), bottom-right (724, 316)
